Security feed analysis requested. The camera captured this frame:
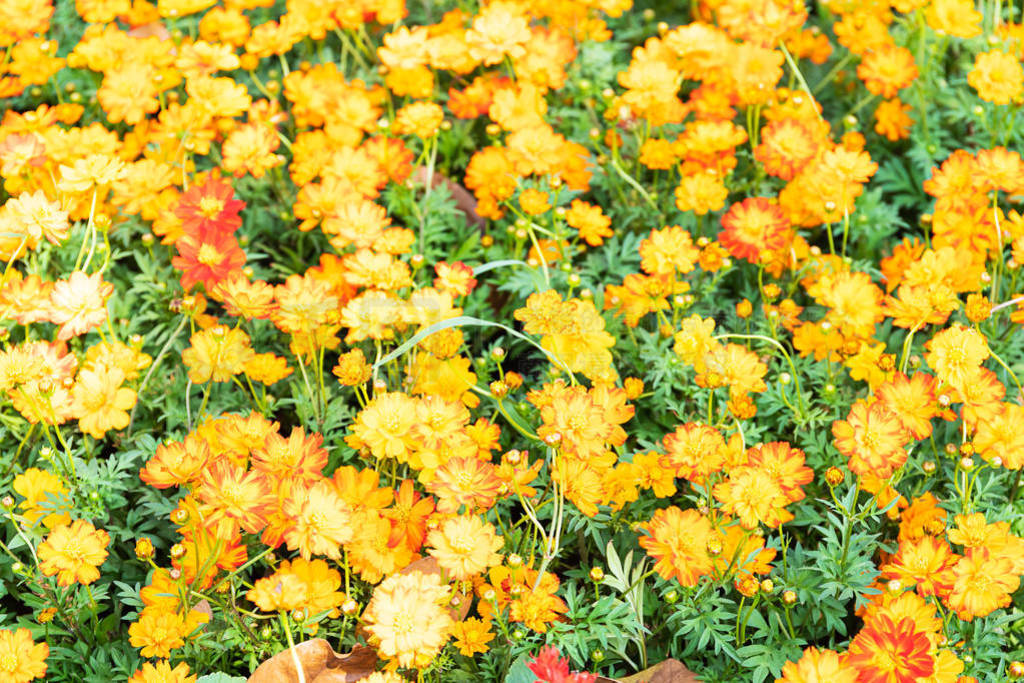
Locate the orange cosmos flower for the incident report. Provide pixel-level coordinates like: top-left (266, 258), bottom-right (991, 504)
top-left (832, 399), bottom-right (909, 479)
top-left (874, 372), bottom-right (938, 441)
top-left (968, 50), bottom-right (1024, 104)
top-left (97, 63), bottom-right (161, 125)
top-left (129, 660), bottom-right (195, 683)
top-left (639, 506), bottom-right (714, 587)
top-left (362, 571), bottom-right (454, 669)
top-left (846, 614), bottom-right (935, 682)
top-left (12, 468), bottom-right (71, 529)
top-left (881, 536), bottom-right (959, 599)
top-left (251, 427), bottom-right (327, 485)
top-left (346, 510), bottom-right (416, 583)
top-left (754, 118), bottom-right (821, 181)
top-left (5, 190), bottom-right (69, 246)
top-left (346, 391), bottom-right (419, 461)
top-left (176, 173), bottom-right (244, 236)
top-left (246, 557), bottom-right (345, 616)
top-left (857, 45), bottom-right (918, 99)
top-left (714, 466), bottom-right (794, 529)
top-left (465, 1), bottom-right (530, 66)
top-left (924, 324), bottom-right (989, 392)
top-left (945, 550), bottom-right (1019, 620)
top-left (661, 422), bottom-right (726, 483)
top-left (427, 515), bottom-right (504, 580)
top-left (450, 617), bottom-right (494, 657)
top-left (181, 326), bottom-right (254, 384)
top-left (565, 199), bottom-right (613, 247)
top-left (640, 225), bottom-right (700, 276)
top-left (48, 271), bottom-right (113, 341)
top-left (196, 461), bottom-right (273, 539)
top-left (211, 272), bottom-right (275, 320)
top-left (976, 147), bottom-right (1024, 193)
top-left (57, 153), bottom-right (126, 195)
top-left (974, 402), bottom-right (1024, 469)
top-left (71, 364), bottom-right (136, 439)
top-left (38, 519), bottom-right (110, 587)
top-left (332, 348), bottom-right (372, 387)
top-left (746, 441), bottom-right (813, 501)
top-left (507, 571), bottom-right (570, 633)
top-left (0, 628), bottom-right (48, 683)
top-left (778, 646), bottom-right (858, 683)
top-left (433, 261), bottom-right (477, 298)
top-left (384, 479), bottom-right (435, 552)
top-left (128, 611), bottom-right (193, 658)
top-left (171, 230), bottom-right (247, 291)
top-left (221, 122), bottom-right (281, 179)
top-left (139, 434), bottom-right (211, 489)
top-left (719, 197), bottom-right (791, 264)
top-left (674, 172), bottom-right (729, 216)
top-left (874, 98), bottom-right (914, 142)
top-left (282, 479), bottom-right (353, 560)
top-left (394, 101), bottom-right (444, 138)
top-left (427, 456), bottom-right (503, 513)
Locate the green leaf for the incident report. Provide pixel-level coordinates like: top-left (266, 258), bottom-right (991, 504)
top-left (504, 653), bottom-right (536, 683)
top-left (196, 675), bottom-right (247, 683)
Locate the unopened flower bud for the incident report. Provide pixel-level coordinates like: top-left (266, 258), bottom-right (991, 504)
top-left (825, 467), bottom-right (844, 487)
top-left (135, 538), bottom-right (155, 560)
top-left (589, 567), bottom-right (604, 583)
top-left (782, 590), bottom-right (797, 605)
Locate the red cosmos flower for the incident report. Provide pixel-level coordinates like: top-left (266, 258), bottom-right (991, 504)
top-left (172, 229), bottom-right (247, 291)
top-left (846, 614), bottom-right (935, 683)
top-left (718, 197), bottom-right (791, 264)
top-left (383, 479), bottom-right (435, 552)
top-left (175, 173), bottom-right (245, 236)
top-left (527, 646), bottom-right (597, 683)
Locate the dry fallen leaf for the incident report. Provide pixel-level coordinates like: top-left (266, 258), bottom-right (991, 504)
top-left (247, 639), bottom-right (376, 683)
top-left (612, 659), bottom-right (701, 683)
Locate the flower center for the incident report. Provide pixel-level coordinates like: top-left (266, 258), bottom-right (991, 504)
top-left (197, 243), bottom-right (224, 266)
top-left (198, 196), bottom-right (225, 218)
top-left (392, 612), bottom-right (414, 637)
top-left (0, 653), bottom-right (17, 671)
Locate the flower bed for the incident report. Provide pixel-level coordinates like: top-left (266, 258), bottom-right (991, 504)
top-left (0, 0), bottom-right (1022, 681)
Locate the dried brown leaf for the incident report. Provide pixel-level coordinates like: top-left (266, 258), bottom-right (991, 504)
top-left (247, 639), bottom-right (377, 683)
top-left (614, 659), bottom-right (701, 683)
